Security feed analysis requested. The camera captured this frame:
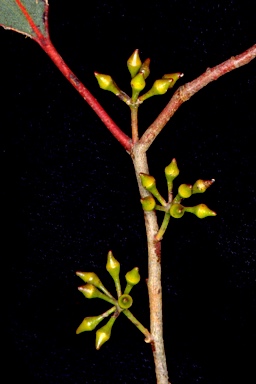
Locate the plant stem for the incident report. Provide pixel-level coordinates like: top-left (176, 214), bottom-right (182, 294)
top-left (130, 105), bottom-right (139, 143)
top-left (123, 309), bottom-right (152, 341)
top-left (131, 143), bottom-right (169, 384)
top-left (37, 38), bottom-right (133, 152)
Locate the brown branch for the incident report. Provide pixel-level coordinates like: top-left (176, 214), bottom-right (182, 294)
top-left (139, 43), bottom-right (256, 151)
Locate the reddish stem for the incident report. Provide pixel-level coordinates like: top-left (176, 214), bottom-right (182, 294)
top-left (15, 0), bottom-right (132, 152)
top-left (140, 44), bottom-right (256, 151)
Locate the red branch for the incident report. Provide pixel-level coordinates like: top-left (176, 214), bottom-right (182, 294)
top-left (140, 44), bottom-right (256, 151)
top-left (15, 0), bottom-right (132, 152)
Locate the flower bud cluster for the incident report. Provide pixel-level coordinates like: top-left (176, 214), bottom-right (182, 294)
top-left (76, 251), bottom-right (145, 349)
top-left (95, 49), bottom-right (183, 104)
top-left (139, 159), bottom-right (216, 239)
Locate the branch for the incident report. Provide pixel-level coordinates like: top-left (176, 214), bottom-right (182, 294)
top-left (38, 38), bottom-right (132, 152)
top-left (139, 43), bottom-right (256, 151)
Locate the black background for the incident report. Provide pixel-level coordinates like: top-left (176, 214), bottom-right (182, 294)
top-left (1, 0), bottom-right (256, 383)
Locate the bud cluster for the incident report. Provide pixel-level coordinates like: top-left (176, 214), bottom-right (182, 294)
top-left (139, 159), bottom-right (216, 239)
top-left (76, 251), bottom-right (149, 349)
top-left (94, 49), bottom-right (183, 105)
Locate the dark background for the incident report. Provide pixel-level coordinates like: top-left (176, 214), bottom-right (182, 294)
top-left (1, 0), bottom-right (255, 383)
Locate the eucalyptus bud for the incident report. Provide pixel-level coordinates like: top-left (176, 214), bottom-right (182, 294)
top-left (139, 173), bottom-right (166, 206)
top-left (124, 267), bottom-right (140, 294)
top-left (127, 49), bottom-right (142, 78)
top-left (76, 272), bottom-right (105, 291)
top-left (95, 317), bottom-right (116, 350)
top-left (178, 184), bottom-right (193, 199)
top-left (140, 196), bottom-right (156, 211)
top-left (165, 159), bottom-right (179, 191)
top-left (192, 179), bottom-right (215, 194)
top-left (139, 58), bottom-right (151, 79)
top-left (139, 79), bottom-right (172, 102)
top-left (162, 72), bottom-right (184, 88)
top-left (76, 315), bottom-right (105, 333)
top-left (185, 204), bottom-right (217, 219)
top-left (78, 284), bottom-right (116, 305)
top-left (170, 203), bottom-right (185, 218)
top-left (94, 73), bottom-right (121, 95)
top-left (106, 251), bottom-right (121, 297)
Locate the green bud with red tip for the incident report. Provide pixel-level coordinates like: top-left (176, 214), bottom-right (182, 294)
top-left (78, 284), bottom-right (116, 305)
top-left (76, 272), bottom-right (110, 295)
top-left (162, 72), bottom-right (184, 88)
top-left (127, 49), bottom-right (142, 78)
top-left (140, 196), bottom-right (156, 211)
top-left (95, 316), bottom-right (116, 350)
top-left (170, 203), bottom-right (185, 218)
top-left (76, 315), bottom-right (105, 333)
top-left (165, 159), bottom-right (180, 192)
top-left (124, 267), bottom-right (140, 294)
top-left (178, 184), bottom-right (193, 199)
top-left (94, 73), bottom-right (121, 95)
top-left (192, 179), bottom-right (215, 194)
top-left (185, 204), bottom-right (217, 219)
top-left (139, 58), bottom-right (151, 79)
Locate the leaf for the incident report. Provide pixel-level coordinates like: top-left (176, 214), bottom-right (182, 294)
top-left (0, 0), bottom-right (49, 39)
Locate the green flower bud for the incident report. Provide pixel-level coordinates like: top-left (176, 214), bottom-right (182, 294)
top-left (170, 203), bottom-right (185, 218)
top-left (140, 173), bottom-right (166, 206)
top-left (124, 267), bottom-right (140, 294)
top-left (94, 73), bottom-right (120, 95)
top-left (139, 58), bottom-right (151, 79)
top-left (139, 79), bottom-right (172, 102)
top-left (76, 271), bottom-right (113, 298)
top-left (140, 173), bottom-right (156, 190)
top-left (118, 294), bottom-right (133, 309)
top-left (178, 184), bottom-right (193, 199)
top-left (140, 196), bottom-right (156, 211)
top-left (127, 49), bottom-right (142, 78)
top-left (76, 315), bottom-right (104, 333)
top-left (162, 72), bottom-right (184, 88)
top-left (78, 284), bottom-right (116, 305)
top-left (165, 158), bottom-right (179, 183)
top-left (106, 251), bottom-right (121, 297)
top-left (185, 204), bottom-right (217, 219)
top-left (192, 179), bottom-right (215, 194)
top-left (130, 72), bottom-right (146, 97)
top-left (95, 317), bottom-right (116, 350)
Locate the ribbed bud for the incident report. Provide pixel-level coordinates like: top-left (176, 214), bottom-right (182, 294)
top-left (94, 73), bottom-right (120, 95)
top-left (162, 72), bottom-right (184, 88)
top-left (127, 49), bottom-right (142, 78)
top-left (78, 284), bottom-right (116, 305)
top-left (178, 184), bottom-right (193, 198)
top-left (185, 204), bottom-right (217, 219)
top-left (139, 58), bottom-right (151, 79)
top-left (170, 203), bottom-right (185, 218)
top-left (76, 315), bottom-right (104, 334)
top-left (140, 196), bottom-right (156, 211)
top-left (95, 317), bottom-right (116, 350)
top-left (118, 294), bottom-right (133, 309)
top-left (192, 179), bottom-right (215, 194)
top-left (124, 267), bottom-right (140, 294)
